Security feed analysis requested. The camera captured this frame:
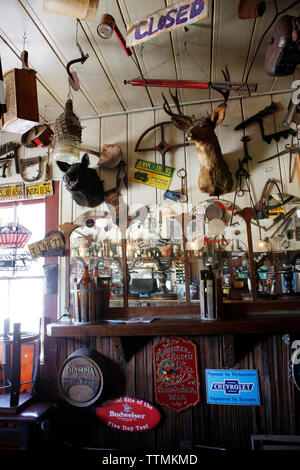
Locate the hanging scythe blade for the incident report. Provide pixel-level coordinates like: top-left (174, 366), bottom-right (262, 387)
top-left (134, 121), bottom-right (191, 173)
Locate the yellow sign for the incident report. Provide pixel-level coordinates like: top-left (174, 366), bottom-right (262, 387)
top-left (269, 205), bottom-right (285, 218)
top-left (26, 181), bottom-right (53, 199)
top-left (0, 184), bottom-right (24, 201)
top-left (131, 159), bottom-right (174, 190)
top-left (126, 0), bottom-right (208, 47)
top-left (28, 231), bottom-right (65, 259)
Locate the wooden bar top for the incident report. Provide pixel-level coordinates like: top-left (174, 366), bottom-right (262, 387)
top-left (47, 309), bottom-right (300, 337)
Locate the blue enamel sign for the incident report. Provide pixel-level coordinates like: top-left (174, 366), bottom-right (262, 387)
top-left (205, 370), bottom-right (260, 406)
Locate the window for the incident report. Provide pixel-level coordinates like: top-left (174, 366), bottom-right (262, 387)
top-left (0, 201), bottom-right (45, 333)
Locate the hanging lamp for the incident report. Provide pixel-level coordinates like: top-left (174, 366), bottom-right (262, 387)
top-left (53, 98), bottom-right (82, 163)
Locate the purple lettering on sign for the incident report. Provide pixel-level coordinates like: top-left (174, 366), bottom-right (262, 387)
top-left (157, 15), bottom-right (167, 30)
top-left (134, 20), bottom-right (148, 40)
top-left (190, 0), bottom-right (204, 19)
top-left (165, 9), bottom-right (177, 29)
top-left (127, 0), bottom-right (208, 48)
top-left (148, 16), bottom-right (159, 36)
top-left (176, 5), bottom-right (190, 24)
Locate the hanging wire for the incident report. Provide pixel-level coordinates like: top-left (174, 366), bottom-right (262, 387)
top-left (22, 32), bottom-right (27, 51)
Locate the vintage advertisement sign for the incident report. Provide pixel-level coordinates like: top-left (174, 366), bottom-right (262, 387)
top-left (126, 0), bottom-right (208, 47)
top-left (205, 369), bottom-right (260, 406)
top-left (153, 336), bottom-right (200, 412)
top-left (131, 158), bottom-right (174, 190)
top-left (28, 231), bottom-right (65, 259)
top-left (96, 397), bottom-right (161, 432)
top-left (25, 181), bottom-right (53, 199)
top-left (0, 183), bottom-right (24, 201)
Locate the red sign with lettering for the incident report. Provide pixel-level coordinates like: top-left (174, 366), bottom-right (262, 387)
top-left (153, 336), bottom-right (200, 412)
top-left (95, 397), bottom-right (161, 432)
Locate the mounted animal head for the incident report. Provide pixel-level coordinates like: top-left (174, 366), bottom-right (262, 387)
top-left (162, 66), bottom-right (233, 196)
top-left (56, 154), bottom-right (105, 208)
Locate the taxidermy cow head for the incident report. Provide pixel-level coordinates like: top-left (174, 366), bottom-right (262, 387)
top-left (56, 154), bottom-right (105, 207)
top-left (162, 67), bottom-right (233, 196)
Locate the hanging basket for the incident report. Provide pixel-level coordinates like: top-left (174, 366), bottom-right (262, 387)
top-left (53, 99), bottom-right (82, 162)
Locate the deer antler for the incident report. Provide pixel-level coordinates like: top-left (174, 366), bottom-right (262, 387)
top-left (162, 89), bottom-right (193, 131)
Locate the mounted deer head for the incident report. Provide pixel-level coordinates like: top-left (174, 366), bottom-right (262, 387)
top-left (162, 67), bottom-right (233, 196)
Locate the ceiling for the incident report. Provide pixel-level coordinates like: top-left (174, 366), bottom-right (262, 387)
top-left (0, 0), bottom-right (299, 124)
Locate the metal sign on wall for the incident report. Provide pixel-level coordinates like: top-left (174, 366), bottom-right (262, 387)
top-left (131, 158), bottom-right (174, 190)
top-left (205, 369), bottom-right (260, 406)
top-left (153, 336), bottom-right (200, 412)
top-left (0, 181), bottom-right (53, 202)
top-left (126, 0), bottom-right (208, 47)
top-left (96, 397), bottom-right (161, 432)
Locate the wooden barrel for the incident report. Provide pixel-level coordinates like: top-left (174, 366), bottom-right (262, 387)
top-left (58, 348), bottom-right (106, 407)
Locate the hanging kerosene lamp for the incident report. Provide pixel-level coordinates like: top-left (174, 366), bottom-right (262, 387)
top-left (53, 98), bottom-right (82, 163)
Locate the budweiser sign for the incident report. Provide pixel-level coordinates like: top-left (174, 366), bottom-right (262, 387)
top-left (95, 397), bottom-right (160, 432)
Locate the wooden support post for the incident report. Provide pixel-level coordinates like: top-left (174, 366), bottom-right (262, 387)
top-left (222, 334), bottom-right (235, 368)
top-left (111, 337), bottom-right (127, 368)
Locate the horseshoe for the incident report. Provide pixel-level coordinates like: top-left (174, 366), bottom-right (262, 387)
top-left (135, 121), bottom-right (190, 173)
top-left (20, 156), bottom-right (43, 182)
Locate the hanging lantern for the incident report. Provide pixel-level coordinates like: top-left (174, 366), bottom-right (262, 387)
top-left (53, 99), bottom-right (82, 164)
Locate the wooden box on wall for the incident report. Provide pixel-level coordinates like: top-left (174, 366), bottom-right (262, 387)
top-left (2, 67), bottom-right (39, 134)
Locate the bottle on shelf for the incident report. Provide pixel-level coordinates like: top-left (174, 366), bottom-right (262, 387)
top-left (77, 266), bottom-right (93, 323)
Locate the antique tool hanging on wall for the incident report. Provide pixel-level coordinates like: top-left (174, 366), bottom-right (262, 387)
top-left (257, 143), bottom-right (299, 183)
top-left (2, 50), bottom-right (39, 134)
top-left (162, 67), bottom-right (233, 196)
top-left (135, 121), bottom-right (190, 173)
top-left (66, 32), bottom-right (89, 91)
top-left (163, 168), bottom-right (188, 202)
top-left (97, 14), bottom-right (132, 56)
top-left (234, 102), bottom-right (297, 143)
top-left (253, 178), bottom-right (296, 220)
top-left (20, 156), bottom-right (43, 182)
top-left (0, 142), bottom-right (20, 178)
top-left (125, 78), bottom-right (257, 93)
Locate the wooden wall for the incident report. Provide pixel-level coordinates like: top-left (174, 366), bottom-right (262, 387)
top-left (53, 332), bottom-right (300, 451)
